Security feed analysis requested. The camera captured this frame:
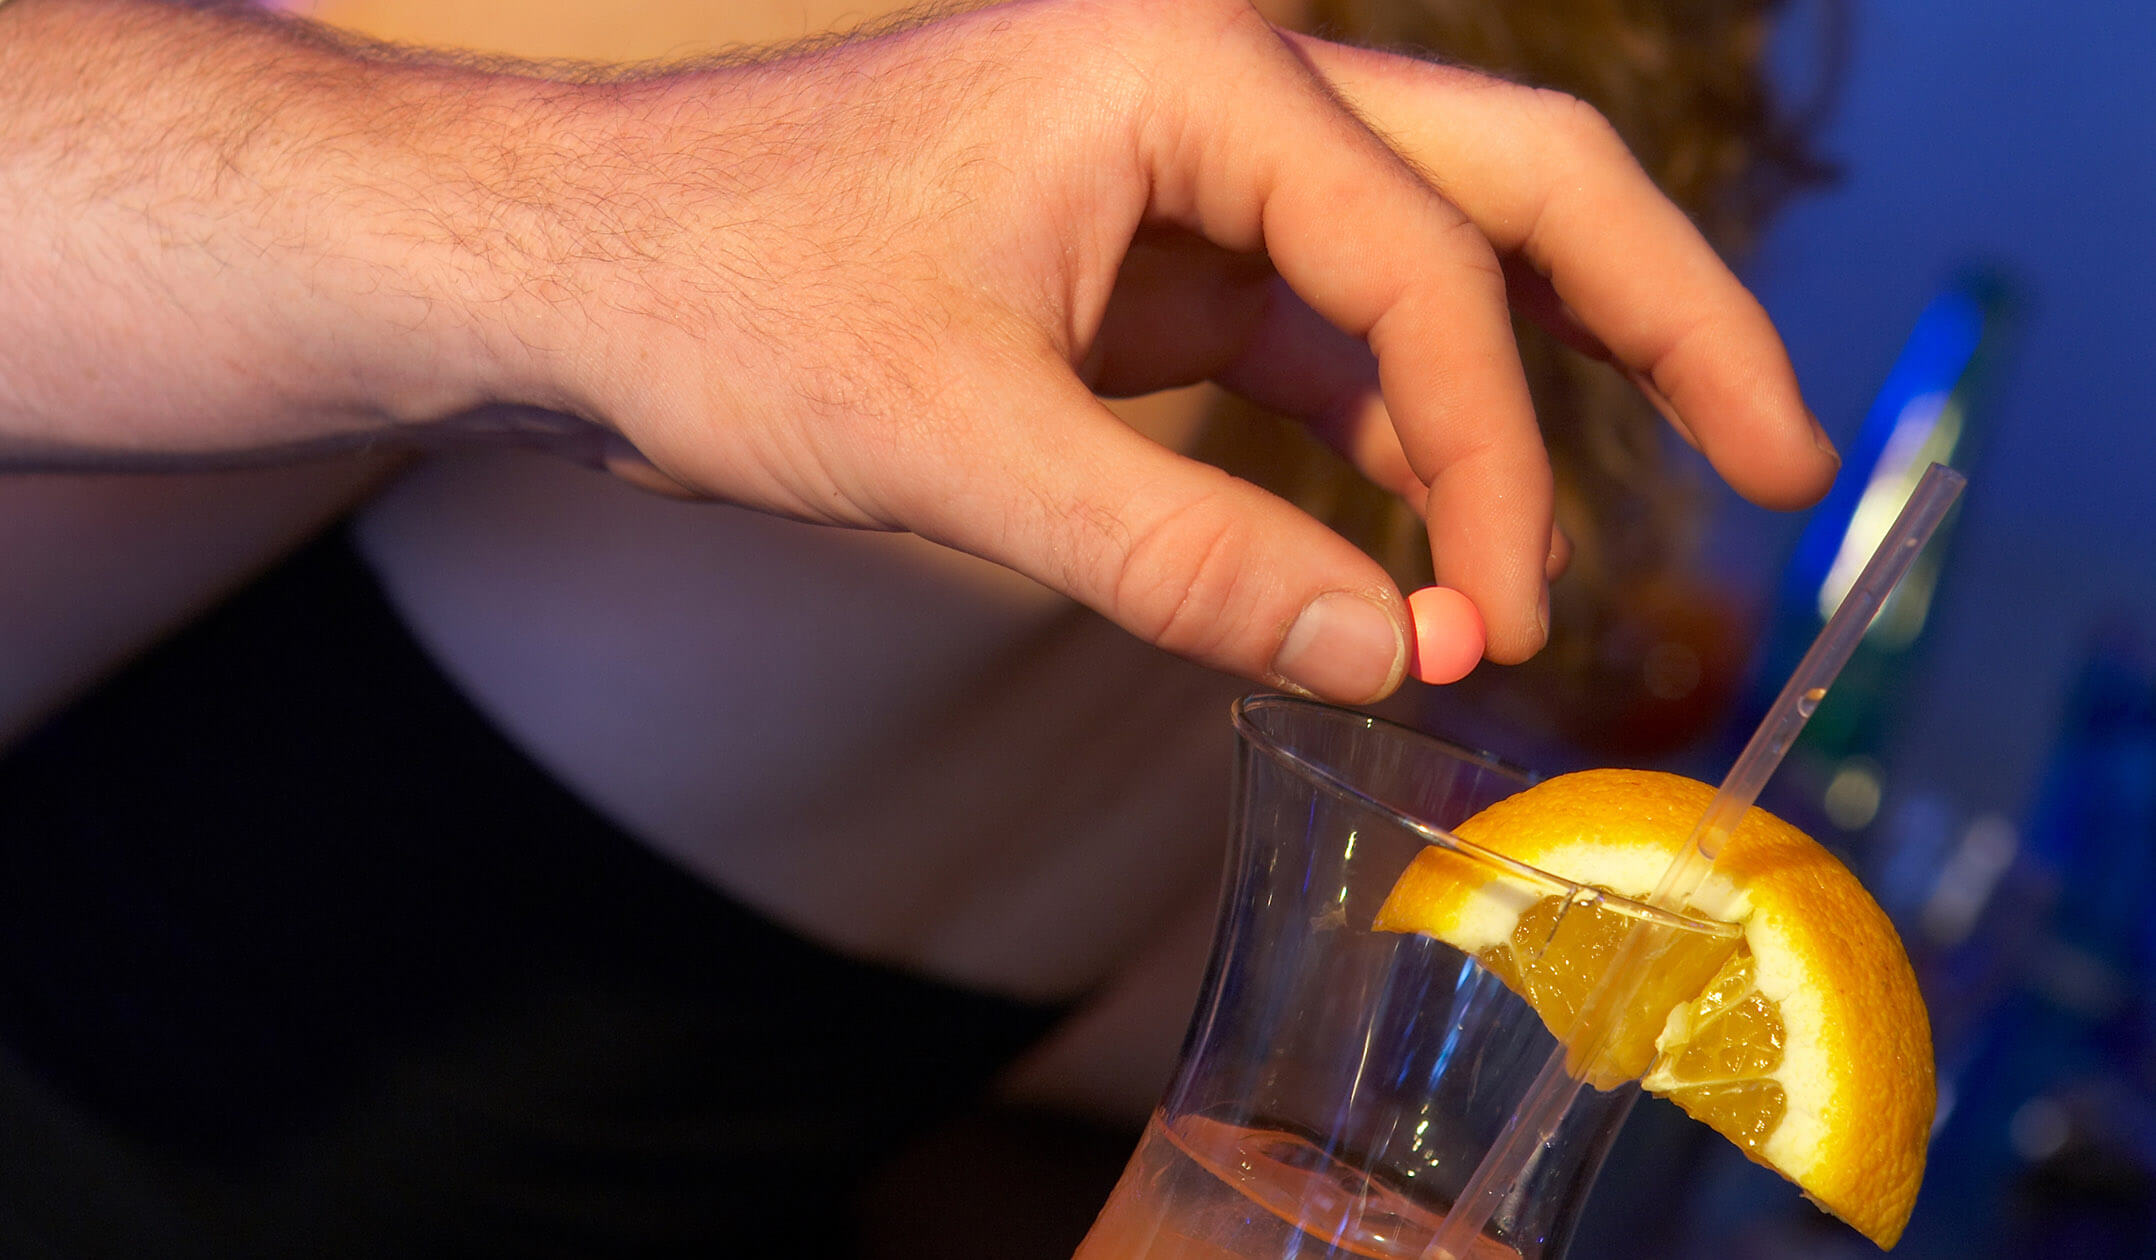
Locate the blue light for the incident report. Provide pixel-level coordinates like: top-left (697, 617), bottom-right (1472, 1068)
top-left (1783, 279), bottom-right (1991, 621)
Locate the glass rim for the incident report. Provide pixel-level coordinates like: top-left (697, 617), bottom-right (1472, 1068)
top-left (1232, 693), bottom-right (1739, 940)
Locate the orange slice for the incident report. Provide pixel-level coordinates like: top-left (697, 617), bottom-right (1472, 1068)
top-left (1375, 768), bottom-right (1934, 1249)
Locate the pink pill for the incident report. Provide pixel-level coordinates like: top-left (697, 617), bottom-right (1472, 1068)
top-left (1406, 586), bottom-right (1485, 685)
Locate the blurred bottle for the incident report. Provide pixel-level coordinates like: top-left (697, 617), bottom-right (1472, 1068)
top-left (1736, 266), bottom-right (2018, 850)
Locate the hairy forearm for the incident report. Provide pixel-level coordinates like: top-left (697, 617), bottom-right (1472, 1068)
top-left (0, 0), bottom-right (615, 466)
top-left (0, 0), bottom-right (997, 503)
top-left (0, 0), bottom-right (1835, 699)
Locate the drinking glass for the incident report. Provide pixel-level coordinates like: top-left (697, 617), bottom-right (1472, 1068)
top-left (1073, 695), bottom-right (1737, 1260)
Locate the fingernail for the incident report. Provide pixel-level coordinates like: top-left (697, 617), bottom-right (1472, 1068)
top-left (1809, 410), bottom-right (1841, 465)
top-left (1272, 592), bottom-right (1405, 704)
top-left (1546, 526), bottom-right (1571, 580)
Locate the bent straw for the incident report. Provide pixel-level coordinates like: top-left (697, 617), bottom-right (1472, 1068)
top-left (1421, 462), bottom-right (1968, 1259)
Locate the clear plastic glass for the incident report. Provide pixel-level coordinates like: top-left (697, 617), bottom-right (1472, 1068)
top-left (1073, 695), bottom-right (1738, 1260)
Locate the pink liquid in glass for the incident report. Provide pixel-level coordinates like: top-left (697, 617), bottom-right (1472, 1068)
top-left (1076, 1112), bottom-right (1519, 1259)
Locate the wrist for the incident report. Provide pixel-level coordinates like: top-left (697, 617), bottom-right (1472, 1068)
top-left (0, 0), bottom-right (596, 459)
top-left (435, 67), bottom-right (782, 439)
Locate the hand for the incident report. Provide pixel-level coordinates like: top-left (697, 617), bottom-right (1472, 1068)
top-left (0, 0), bottom-right (1837, 703)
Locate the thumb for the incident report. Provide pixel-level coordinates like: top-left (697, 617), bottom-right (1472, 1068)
top-left (903, 377), bottom-right (1418, 705)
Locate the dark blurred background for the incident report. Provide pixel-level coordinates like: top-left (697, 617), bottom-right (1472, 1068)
top-left (1566, 0), bottom-right (2156, 1254)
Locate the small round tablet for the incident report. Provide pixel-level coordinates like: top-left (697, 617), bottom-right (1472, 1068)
top-left (1406, 586), bottom-right (1485, 685)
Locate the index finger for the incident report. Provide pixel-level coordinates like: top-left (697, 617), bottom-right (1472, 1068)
top-left (1285, 32), bottom-right (1840, 512)
top-left (1143, 5), bottom-right (1554, 662)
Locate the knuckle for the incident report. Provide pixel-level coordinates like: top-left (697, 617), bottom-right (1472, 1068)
top-left (1530, 87), bottom-right (1630, 164)
top-left (1438, 213), bottom-right (1508, 286)
top-left (1083, 0), bottom-right (1276, 77)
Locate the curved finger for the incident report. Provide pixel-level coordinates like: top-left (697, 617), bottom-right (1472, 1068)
top-left (1091, 237), bottom-right (1426, 501)
top-left (1211, 279), bottom-right (1428, 504)
top-left (1142, 8), bottom-right (1554, 661)
top-left (1285, 33), bottom-right (1838, 511)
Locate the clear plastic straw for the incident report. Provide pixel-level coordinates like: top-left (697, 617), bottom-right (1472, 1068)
top-left (1421, 462), bottom-right (1967, 1259)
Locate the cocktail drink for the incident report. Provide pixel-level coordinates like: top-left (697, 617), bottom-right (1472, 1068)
top-left (1074, 696), bottom-right (1739, 1260)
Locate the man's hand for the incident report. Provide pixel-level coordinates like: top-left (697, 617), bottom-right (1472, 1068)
top-left (0, 0), bottom-right (1836, 702)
